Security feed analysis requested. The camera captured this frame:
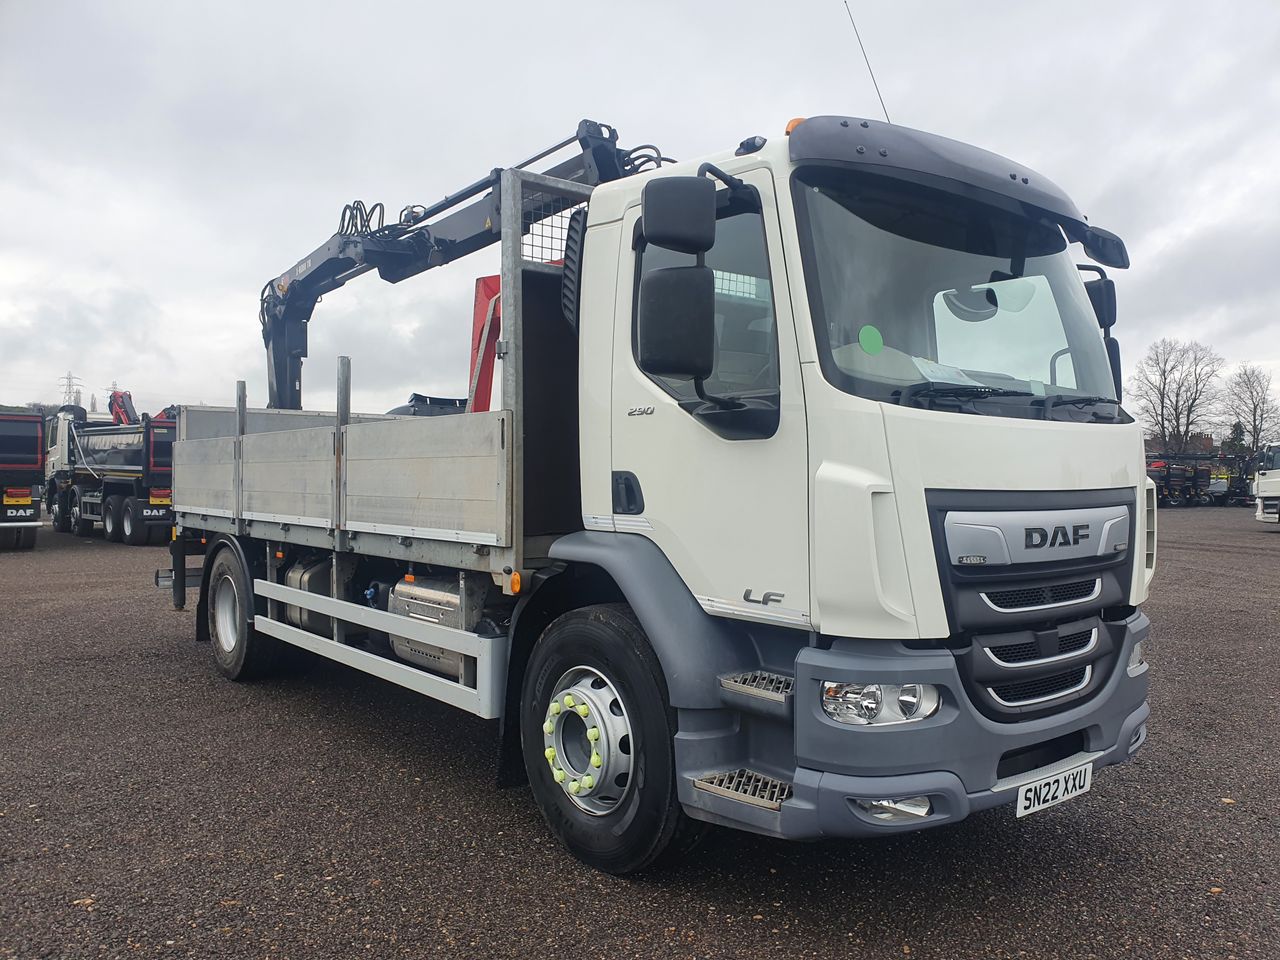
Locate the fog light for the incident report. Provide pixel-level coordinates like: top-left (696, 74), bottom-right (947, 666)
top-left (1127, 640), bottom-right (1147, 674)
top-left (822, 681), bottom-right (940, 725)
top-left (856, 796), bottom-right (933, 822)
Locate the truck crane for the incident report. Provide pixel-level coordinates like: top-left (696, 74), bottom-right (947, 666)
top-left (161, 116), bottom-right (1156, 874)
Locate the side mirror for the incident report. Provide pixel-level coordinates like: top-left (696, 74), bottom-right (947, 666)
top-left (641, 177), bottom-right (716, 254)
top-left (636, 266), bottom-right (715, 380)
top-left (1105, 337), bottom-right (1122, 402)
top-left (1086, 277), bottom-right (1117, 330)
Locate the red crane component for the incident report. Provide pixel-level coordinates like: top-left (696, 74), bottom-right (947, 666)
top-left (468, 275), bottom-right (502, 413)
top-left (108, 389), bottom-right (139, 425)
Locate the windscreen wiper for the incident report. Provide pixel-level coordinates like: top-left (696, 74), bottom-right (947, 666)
top-left (897, 383), bottom-right (1034, 408)
top-left (1036, 394), bottom-right (1120, 421)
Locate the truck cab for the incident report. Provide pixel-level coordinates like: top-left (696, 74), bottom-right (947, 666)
top-left (569, 118), bottom-right (1153, 837)
top-left (1256, 445), bottom-right (1279, 523)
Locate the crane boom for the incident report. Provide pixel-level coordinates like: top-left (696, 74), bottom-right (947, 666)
top-left (259, 120), bottom-right (666, 408)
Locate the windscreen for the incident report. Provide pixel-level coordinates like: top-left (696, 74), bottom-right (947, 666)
top-left (792, 167), bottom-right (1117, 412)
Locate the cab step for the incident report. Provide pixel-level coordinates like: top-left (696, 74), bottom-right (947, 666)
top-left (717, 670), bottom-right (794, 719)
top-left (693, 768), bottom-right (794, 811)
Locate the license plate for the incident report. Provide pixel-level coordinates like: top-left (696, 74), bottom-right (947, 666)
top-left (1015, 762), bottom-right (1092, 818)
top-left (150, 495), bottom-right (172, 505)
top-left (2, 494), bottom-right (31, 505)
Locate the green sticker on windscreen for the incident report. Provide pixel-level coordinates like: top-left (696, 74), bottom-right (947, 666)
top-left (858, 324), bottom-right (884, 355)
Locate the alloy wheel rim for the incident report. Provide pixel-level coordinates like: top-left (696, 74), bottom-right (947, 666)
top-left (541, 665), bottom-right (635, 816)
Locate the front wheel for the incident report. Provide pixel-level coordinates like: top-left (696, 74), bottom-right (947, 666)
top-left (69, 486), bottom-right (94, 537)
top-left (49, 488), bottom-right (72, 533)
top-left (521, 604), bottom-right (704, 874)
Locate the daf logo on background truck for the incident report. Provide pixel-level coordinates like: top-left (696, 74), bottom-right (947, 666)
top-left (1025, 524), bottom-right (1090, 549)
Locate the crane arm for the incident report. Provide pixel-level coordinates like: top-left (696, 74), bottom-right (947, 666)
top-left (259, 120), bottom-right (668, 408)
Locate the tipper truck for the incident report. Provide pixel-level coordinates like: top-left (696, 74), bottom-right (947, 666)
top-left (0, 413), bottom-right (44, 550)
top-left (162, 116), bottom-right (1157, 873)
top-left (45, 405), bottom-right (175, 544)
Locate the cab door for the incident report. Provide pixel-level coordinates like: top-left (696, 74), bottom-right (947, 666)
top-left (608, 169), bottom-right (810, 629)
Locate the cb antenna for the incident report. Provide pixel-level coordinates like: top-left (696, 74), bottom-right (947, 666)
top-left (843, 1), bottom-right (891, 124)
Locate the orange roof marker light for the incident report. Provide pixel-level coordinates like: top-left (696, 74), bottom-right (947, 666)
top-left (785, 117), bottom-right (806, 136)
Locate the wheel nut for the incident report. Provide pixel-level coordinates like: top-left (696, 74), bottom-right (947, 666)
top-left (563, 694), bottom-right (575, 707)
top-left (568, 780), bottom-right (581, 795)
top-left (576, 704), bottom-right (589, 717)
top-left (587, 727), bottom-right (600, 742)
top-left (550, 702), bottom-right (562, 715)
top-left (544, 747), bottom-right (556, 761)
top-left (590, 751), bottom-right (602, 769)
top-left (553, 769), bottom-right (566, 784)
top-left (582, 775), bottom-right (594, 790)
top-left (542, 721), bottom-right (554, 735)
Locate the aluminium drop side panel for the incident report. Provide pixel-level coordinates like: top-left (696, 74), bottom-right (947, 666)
top-left (172, 435), bottom-right (237, 519)
top-left (239, 425), bottom-right (335, 528)
top-left (342, 411), bottom-right (512, 547)
top-left (180, 405), bottom-right (391, 442)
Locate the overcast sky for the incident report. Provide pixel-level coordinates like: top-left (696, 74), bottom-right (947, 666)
top-left (1, 0), bottom-right (1277, 415)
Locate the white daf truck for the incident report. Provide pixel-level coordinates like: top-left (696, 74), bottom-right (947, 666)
top-left (1256, 444), bottom-right (1279, 524)
top-left (162, 116), bottom-right (1156, 873)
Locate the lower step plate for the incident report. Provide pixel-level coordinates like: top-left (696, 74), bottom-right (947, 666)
top-left (694, 769), bottom-right (793, 811)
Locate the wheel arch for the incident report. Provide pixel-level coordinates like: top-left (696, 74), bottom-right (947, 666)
top-left (196, 534), bottom-right (262, 644)
top-left (496, 532), bottom-right (759, 786)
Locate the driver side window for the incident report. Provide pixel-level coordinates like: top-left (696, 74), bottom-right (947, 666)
top-left (634, 204), bottom-right (779, 408)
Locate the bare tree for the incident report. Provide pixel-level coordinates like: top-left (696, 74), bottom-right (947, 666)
top-left (1129, 338), bottom-right (1224, 454)
top-left (1221, 362), bottom-right (1278, 454)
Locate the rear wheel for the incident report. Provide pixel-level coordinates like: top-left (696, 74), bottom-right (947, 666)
top-left (69, 486), bottom-right (94, 537)
top-left (206, 546), bottom-right (279, 680)
top-left (102, 495), bottom-right (124, 542)
top-left (521, 604), bottom-right (704, 874)
top-left (121, 497), bottom-right (147, 545)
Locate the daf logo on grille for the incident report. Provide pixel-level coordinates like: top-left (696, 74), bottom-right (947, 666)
top-left (1025, 524), bottom-right (1090, 549)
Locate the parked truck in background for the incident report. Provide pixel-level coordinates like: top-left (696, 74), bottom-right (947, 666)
top-left (162, 116), bottom-right (1156, 873)
top-left (1256, 444), bottom-right (1279, 524)
top-left (45, 405), bottom-right (174, 544)
top-left (0, 413), bottom-right (45, 550)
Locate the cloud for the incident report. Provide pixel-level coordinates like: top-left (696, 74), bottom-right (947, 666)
top-left (2, 0), bottom-right (1279, 416)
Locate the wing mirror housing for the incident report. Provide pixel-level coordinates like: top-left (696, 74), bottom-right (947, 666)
top-left (641, 176), bottom-right (716, 254)
top-left (1086, 277), bottom-right (1117, 331)
top-left (636, 266), bottom-right (716, 381)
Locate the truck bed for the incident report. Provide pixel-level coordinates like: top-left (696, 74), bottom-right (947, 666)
top-left (172, 403), bottom-right (513, 574)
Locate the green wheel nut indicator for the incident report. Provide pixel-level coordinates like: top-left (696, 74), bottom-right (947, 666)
top-left (542, 720), bottom-right (554, 735)
top-left (582, 775), bottom-right (595, 790)
top-left (568, 780), bottom-right (581, 795)
top-left (553, 768), bottom-right (566, 784)
top-left (590, 751), bottom-right (602, 768)
top-left (576, 704), bottom-right (589, 717)
top-left (587, 727), bottom-right (600, 742)
top-left (544, 746), bottom-right (556, 761)
top-left (563, 694), bottom-right (575, 707)
top-left (550, 701), bottom-right (561, 715)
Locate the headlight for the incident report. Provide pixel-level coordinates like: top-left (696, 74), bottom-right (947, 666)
top-left (821, 681), bottom-right (940, 725)
top-left (1127, 640), bottom-right (1147, 674)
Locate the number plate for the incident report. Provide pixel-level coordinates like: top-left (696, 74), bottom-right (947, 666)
top-left (1016, 762), bottom-right (1092, 818)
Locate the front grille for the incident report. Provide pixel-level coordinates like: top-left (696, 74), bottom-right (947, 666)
top-left (990, 666), bottom-right (1089, 706)
top-left (989, 639), bottom-right (1040, 663)
top-left (1263, 498), bottom-right (1279, 515)
top-left (1059, 629), bottom-right (1093, 654)
top-left (985, 578), bottom-right (1098, 611)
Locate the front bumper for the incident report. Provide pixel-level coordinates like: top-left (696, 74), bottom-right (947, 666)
top-left (679, 610), bottom-right (1150, 839)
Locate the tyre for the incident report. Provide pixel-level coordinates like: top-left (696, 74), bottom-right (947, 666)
top-left (121, 497), bottom-right (147, 545)
top-left (17, 527), bottom-right (37, 550)
top-left (49, 488), bottom-right (72, 533)
top-left (206, 546), bottom-right (279, 680)
top-left (102, 495), bottom-right (124, 542)
top-left (521, 604), bottom-right (704, 874)
top-left (69, 486), bottom-right (94, 537)
top-left (1165, 493), bottom-right (1183, 508)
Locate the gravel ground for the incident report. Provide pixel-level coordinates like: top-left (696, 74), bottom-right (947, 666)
top-left (1, 509), bottom-right (1277, 960)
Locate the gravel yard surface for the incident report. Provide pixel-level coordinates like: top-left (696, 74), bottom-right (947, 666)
top-left (1, 508), bottom-right (1276, 959)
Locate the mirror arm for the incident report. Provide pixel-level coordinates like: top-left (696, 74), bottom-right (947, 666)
top-left (697, 162), bottom-right (746, 195)
top-left (693, 377), bottom-right (741, 410)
